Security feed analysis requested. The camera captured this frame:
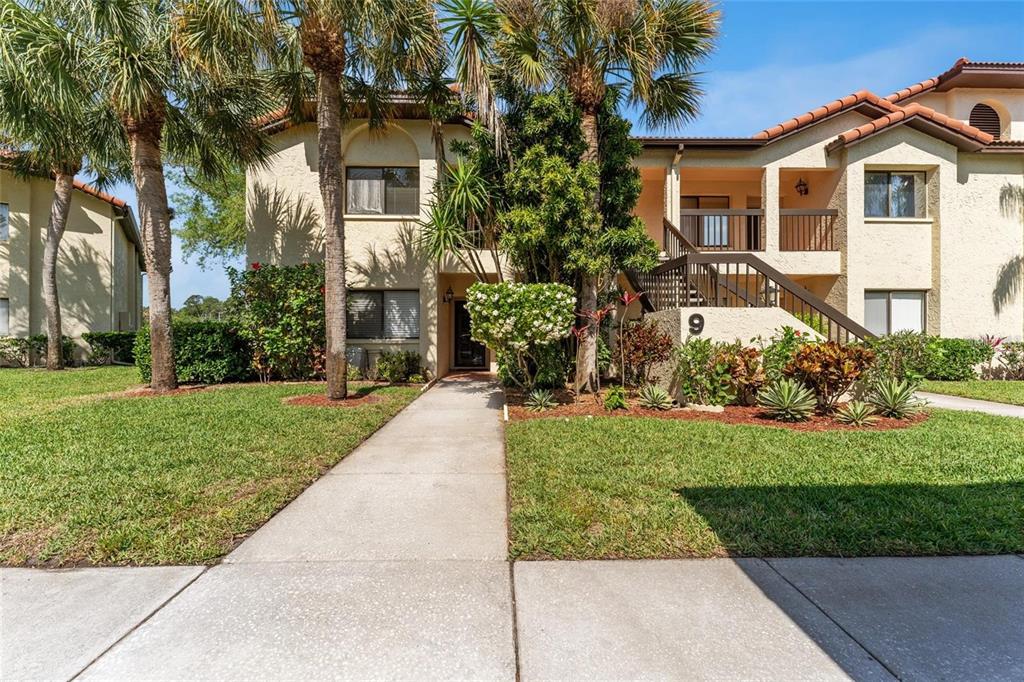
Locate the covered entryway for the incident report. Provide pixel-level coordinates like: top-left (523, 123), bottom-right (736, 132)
top-left (452, 300), bottom-right (487, 370)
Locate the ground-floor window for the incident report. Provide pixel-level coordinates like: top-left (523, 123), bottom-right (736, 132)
top-left (864, 290), bottom-right (926, 335)
top-left (347, 290), bottom-right (420, 339)
top-left (0, 298), bottom-right (8, 335)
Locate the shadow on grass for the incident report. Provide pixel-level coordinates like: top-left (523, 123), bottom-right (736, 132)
top-left (675, 482), bottom-right (1024, 557)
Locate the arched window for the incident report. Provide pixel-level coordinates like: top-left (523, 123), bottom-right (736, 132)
top-left (969, 103), bottom-right (1002, 139)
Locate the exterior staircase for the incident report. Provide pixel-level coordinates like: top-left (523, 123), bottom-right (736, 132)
top-left (628, 219), bottom-right (873, 343)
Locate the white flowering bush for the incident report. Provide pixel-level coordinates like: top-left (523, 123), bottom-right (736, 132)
top-left (465, 282), bottom-right (576, 389)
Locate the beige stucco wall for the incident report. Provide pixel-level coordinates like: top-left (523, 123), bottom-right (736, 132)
top-left (638, 106), bottom-right (1024, 340)
top-left (0, 170), bottom-right (142, 345)
top-left (915, 89), bottom-right (1024, 141)
top-left (246, 119), bottom-right (479, 376)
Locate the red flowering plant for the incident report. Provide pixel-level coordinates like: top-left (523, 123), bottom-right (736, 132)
top-left (228, 262), bottom-right (326, 381)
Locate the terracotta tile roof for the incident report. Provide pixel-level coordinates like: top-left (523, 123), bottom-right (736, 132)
top-left (753, 90), bottom-right (899, 140)
top-left (887, 57), bottom-right (1024, 103)
top-left (71, 179), bottom-right (128, 208)
top-left (829, 102), bottom-right (994, 149)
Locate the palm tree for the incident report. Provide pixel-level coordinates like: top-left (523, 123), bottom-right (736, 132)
top-left (240, 0), bottom-right (440, 399)
top-left (14, 0), bottom-right (275, 389)
top-left (444, 0), bottom-right (718, 392)
top-left (0, 0), bottom-right (121, 369)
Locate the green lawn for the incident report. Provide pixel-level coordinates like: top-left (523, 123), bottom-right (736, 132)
top-left (0, 365), bottom-right (142, 413)
top-left (921, 380), bottom-right (1024, 406)
top-left (507, 410), bottom-right (1024, 559)
top-left (0, 368), bottom-right (418, 566)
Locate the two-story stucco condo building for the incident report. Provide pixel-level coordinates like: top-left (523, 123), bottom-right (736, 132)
top-left (0, 166), bottom-right (145, 348)
top-left (248, 58), bottom-right (1024, 377)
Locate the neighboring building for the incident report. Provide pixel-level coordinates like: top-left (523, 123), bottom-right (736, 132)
top-left (248, 58), bottom-right (1024, 376)
top-left (0, 168), bottom-right (145, 348)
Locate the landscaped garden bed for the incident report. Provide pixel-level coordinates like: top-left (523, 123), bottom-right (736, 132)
top-left (505, 388), bottom-right (927, 432)
top-left (0, 366), bottom-right (418, 566)
top-left (506, 409), bottom-right (1024, 560)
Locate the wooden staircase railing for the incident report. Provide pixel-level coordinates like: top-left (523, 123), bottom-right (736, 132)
top-left (632, 251), bottom-right (873, 343)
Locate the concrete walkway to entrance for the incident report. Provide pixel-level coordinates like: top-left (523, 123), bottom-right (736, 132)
top-left (5, 376), bottom-right (1024, 680)
top-left (918, 390), bottom-right (1024, 418)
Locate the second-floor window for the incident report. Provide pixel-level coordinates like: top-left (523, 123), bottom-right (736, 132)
top-left (865, 171), bottom-right (926, 219)
top-left (346, 167), bottom-right (419, 215)
top-left (0, 203), bottom-right (9, 241)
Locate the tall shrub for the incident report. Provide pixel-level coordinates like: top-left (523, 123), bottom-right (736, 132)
top-left (135, 321), bottom-right (251, 384)
top-left (228, 263), bottom-right (326, 381)
top-left (784, 342), bottom-right (875, 412)
top-left (465, 282), bottom-right (575, 389)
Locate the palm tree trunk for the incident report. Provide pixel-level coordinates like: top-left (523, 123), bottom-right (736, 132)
top-left (575, 110), bottom-right (602, 393)
top-left (42, 171), bottom-right (75, 370)
top-left (317, 69), bottom-right (348, 400)
top-left (129, 127), bottom-right (177, 391)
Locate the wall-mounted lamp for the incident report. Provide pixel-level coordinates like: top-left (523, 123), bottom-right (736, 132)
top-left (795, 177), bottom-right (809, 196)
top-left (443, 286), bottom-right (454, 304)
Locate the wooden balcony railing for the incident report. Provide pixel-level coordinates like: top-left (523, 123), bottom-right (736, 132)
top-left (679, 209), bottom-right (765, 251)
top-left (631, 252), bottom-right (873, 343)
top-left (779, 209), bottom-right (838, 251)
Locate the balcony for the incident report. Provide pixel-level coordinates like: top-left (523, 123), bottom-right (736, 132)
top-left (673, 209), bottom-right (839, 253)
top-left (678, 209), bottom-right (765, 252)
top-left (780, 209), bottom-right (839, 251)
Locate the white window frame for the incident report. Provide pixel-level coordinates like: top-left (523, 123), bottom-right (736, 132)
top-left (864, 290), bottom-right (927, 335)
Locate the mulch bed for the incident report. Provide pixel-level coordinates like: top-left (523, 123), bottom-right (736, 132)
top-left (283, 393), bottom-right (384, 408)
top-left (505, 388), bottom-right (928, 432)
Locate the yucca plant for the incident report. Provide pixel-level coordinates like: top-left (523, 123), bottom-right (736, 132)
top-left (637, 384), bottom-right (672, 411)
top-left (525, 388), bottom-right (558, 412)
top-left (757, 378), bottom-right (816, 422)
top-left (868, 378), bottom-right (925, 419)
top-left (835, 400), bottom-right (878, 427)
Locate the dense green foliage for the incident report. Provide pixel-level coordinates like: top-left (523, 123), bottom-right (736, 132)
top-left (602, 385), bottom-right (628, 411)
top-left (0, 367), bottom-right (417, 565)
top-left (374, 351), bottom-right (423, 383)
top-left (228, 263), bottom-right (326, 381)
top-left (83, 331), bottom-right (137, 365)
top-left (170, 167), bottom-right (247, 269)
top-left (506, 410), bottom-right (1024, 558)
top-left (865, 332), bottom-right (994, 383)
top-left (176, 295), bottom-right (231, 322)
top-left (985, 341), bottom-right (1024, 380)
top-left (499, 91), bottom-right (659, 283)
top-left (135, 321), bottom-right (252, 384)
top-left (466, 281), bottom-right (575, 389)
top-left (672, 337), bottom-right (733, 406)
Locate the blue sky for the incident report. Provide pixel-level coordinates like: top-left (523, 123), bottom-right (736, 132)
top-left (122, 0), bottom-right (1024, 307)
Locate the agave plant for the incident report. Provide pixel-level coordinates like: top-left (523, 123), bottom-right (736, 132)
top-left (525, 388), bottom-right (557, 412)
top-left (757, 378), bottom-right (816, 422)
top-left (835, 400), bottom-right (878, 427)
top-left (868, 378), bottom-right (925, 419)
top-left (637, 384), bottom-right (672, 411)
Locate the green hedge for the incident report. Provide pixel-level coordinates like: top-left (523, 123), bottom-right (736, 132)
top-left (865, 332), bottom-right (994, 383)
top-left (135, 321), bottom-right (252, 384)
top-left (83, 331), bottom-right (137, 364)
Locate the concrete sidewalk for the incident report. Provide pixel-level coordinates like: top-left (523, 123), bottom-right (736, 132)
top-left (5, 376), bottom-right (1024, 680)
top-left (919, 391), bottom-right (1024, 418)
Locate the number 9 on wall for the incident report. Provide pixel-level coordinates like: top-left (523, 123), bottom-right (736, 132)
top-left (688, 313), bottom-right (704, 335)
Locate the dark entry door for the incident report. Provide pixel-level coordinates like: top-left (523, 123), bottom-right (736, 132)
top-left (453, 300), bottom-right (487, 369)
